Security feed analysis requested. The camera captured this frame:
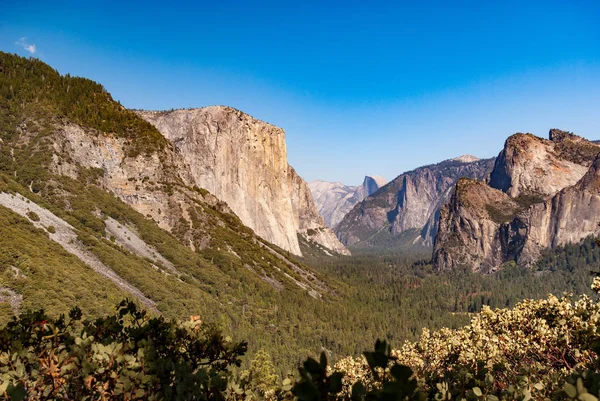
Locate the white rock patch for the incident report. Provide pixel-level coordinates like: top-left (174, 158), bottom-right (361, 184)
top-left (0, 192), bottom-right (158, 311)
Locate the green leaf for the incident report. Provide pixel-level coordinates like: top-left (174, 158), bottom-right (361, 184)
top-left (579, 394), bottom-right (598, 401)
top-left (577, 378), bottom-right (587, 395)
top-left (329, 372), bottom-right (344, 394)
top-left (6, 383), bottom-right (27, 401)
top-left (351, 382), bottom-right (366, 401)
top-left (293, 381), bottom-right (318, 401)
top-left (472, 387), bottom-right (482, 397)
top-left (565, 383), bottom-right (577, 398)
top-left (303, 358), bottom-right (321, 375)
top-left (320, 352), bottom-right (328, 369)
top-left (390, 364), bottom-right (413, 382)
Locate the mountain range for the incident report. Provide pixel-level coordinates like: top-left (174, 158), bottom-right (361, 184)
top-left (310, 128), bottom-right (600, 274)
top-left (1, 51), bottom-right (599, 307)
top-left (434, 129), bottom-right (600, 272)
top-left (334, 156), bottom-right (495, 249)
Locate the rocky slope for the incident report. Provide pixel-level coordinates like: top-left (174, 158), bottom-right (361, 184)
top-left (137, 108), bottom-right (348, 256)
top-left (335, 157), bottom-right (495, 248)
top-left (0, 52), bottom-right (346, 326)
top-left (309, 175), bottom-right (387, 228)
top-left (434, 130), bottom-right (600, 272)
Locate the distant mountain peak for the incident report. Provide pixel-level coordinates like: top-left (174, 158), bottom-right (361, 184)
top-left (451, 154), bottom-right (480, 163)
top-left (309, 175), bottom-right (386, 228)
top-left (364, 175), bottom-right (387, 187)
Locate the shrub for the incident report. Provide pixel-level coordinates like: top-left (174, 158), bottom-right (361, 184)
top-left (25, 211), bottom-right (40, 222)
top-left (0, 299), bottom-right (247, 400)
top-left (295, 279), bottom-right (600, 400)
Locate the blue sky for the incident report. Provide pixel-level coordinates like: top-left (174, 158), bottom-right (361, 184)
top-left (1, 0), bottom-right (599, 185)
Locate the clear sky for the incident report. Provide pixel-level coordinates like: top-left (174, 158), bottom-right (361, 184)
top-left (1, 0), bottom-right (599, 185)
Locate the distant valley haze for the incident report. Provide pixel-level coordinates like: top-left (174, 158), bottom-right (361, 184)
top-left (1, 0), bottom-right (599, 185)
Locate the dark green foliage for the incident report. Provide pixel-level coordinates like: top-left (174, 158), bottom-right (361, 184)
top-left (0, 204), bottom-right (128, 317)
top-left (293, 340), bottom-right (424, 401)
top-left (297, 241), bottom-right (598, 363)
top-left (535, 235), bottom-right (600, 274)
top-left (25, 211), bottom-right (39, 221)
top-left (0, 52), bottom-right (167, 157)
top-left (0, 300), bottom-right (247, 400)
top-left (513, 193), bottom-right (544, 209)
top-left (554, 138), bottom-right (600, 166)
top-left (293, 351), bottom-right (345, 401)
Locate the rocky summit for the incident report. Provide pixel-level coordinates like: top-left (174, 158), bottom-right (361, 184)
top-left (433, 129), bottom-right (600, 272)
top-left (335, 157), bottom-right (495, 249)
top-left (137, 107), bottom-right (348, 256)
top-left (309, 175), bottom-right (387, 228)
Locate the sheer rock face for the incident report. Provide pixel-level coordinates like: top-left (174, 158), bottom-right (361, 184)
top-left (522, 156), bottom-right (600, 264)
top-left (361, 176), bottom-right (387, 199)
top-left (335, 157), bottom-right (495, 248)
top-left (434, 130), bottom-right (600, 272)
top-left (309, 181), bottom-right (360, 228)
top-left (137, 106), bottom-right (348, 256)
top-left (309, 175), bottom-right (387, 228)
top-left (433, 178), bottom-right (522, 273)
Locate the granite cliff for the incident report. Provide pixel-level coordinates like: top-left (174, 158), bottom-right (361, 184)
top-left (309, 175), bottom-right (387, 228)
top-left (0, 51), bottom-right (345, 332)
top-left (335, 157), bottom-right (495, 248)
top-left (137, 107), bottom-right (348, 256)
top-left (433, 130), bottom-right (600, 272)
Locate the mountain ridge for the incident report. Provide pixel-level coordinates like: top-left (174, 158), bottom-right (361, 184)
top-left (335, 156), bottom-right (496, 249)
top-left (0, 52), bottom-right (354, 365)
top-left (433, 129), bottom-right (600, 272)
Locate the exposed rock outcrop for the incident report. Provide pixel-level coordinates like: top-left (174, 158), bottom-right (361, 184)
top-left (45, 121), bottom-right (336, 297)
top-left (434, 130), bottom-right (600, 272)
top-left (309, 175), bottom-right (387, 228)
top-left (489, 132), bottom-right (590, 197)
top-left (53, 123), bottom-right (198, 236)
top-left (137, 107), bottom-right (348, 256)
top-left (361, 176), bottom-right (387, 199)
top-left (336, 157), bottom-right (495, 248)
top-left (0, 192), bottom-right (158, 311)
top-left (432, 179), bottom-right (522, 273)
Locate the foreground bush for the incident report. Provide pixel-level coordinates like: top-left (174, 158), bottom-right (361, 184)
top-left (3, 282), bottom-right (600, 400)
top-left (315, 279), bottom-right (600, 400)
top-left (0, 300), bottom-right (247, 400)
